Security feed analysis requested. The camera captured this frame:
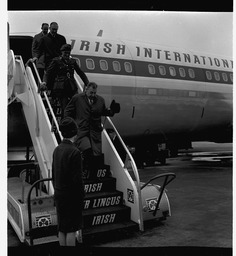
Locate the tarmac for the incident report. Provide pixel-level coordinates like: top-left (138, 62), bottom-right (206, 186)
top-left (7, 142), bottom-right (233, 255)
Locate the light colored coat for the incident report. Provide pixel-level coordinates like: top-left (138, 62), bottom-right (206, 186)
top-left (32, 32), bottom-right (46, 69)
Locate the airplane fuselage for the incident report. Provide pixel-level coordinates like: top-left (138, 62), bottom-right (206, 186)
top-left (8, 31), bottom-right (233, 158)
top-left (68, 36), bottom-right (232, 145)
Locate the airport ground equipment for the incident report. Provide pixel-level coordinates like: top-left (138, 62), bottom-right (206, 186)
top-left (7, 50), bottom-right (176, 245)
top-left (140, 173), bottom-right (176, 221)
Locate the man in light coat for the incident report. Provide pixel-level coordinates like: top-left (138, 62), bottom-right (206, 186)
top-left (32, 23), bottom-right (49, 79)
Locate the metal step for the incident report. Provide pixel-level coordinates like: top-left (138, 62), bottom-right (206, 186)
top-left (27, 225), bottom-right (58, 241)
top-left (83, 220), bottom-right (138, 236)
top-left (84, 190), bottom-right (123, 210)
top-left (83, 177), bottom-right (116, 194)
top-left (83, 205), bottom-right (131, 228)
top-left (25, 235), bottom-right (58, 246)
top-left (85, 164), bottom-right (111, 179)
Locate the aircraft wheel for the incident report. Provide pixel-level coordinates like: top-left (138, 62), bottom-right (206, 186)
top-left (169, 147), bottom-right (178, 157)
top-left (159, 157), bottom-right (166, 165)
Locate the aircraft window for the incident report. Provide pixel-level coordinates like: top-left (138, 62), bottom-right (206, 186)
top-left (169, 66), bottom-right (176, 76)
top-left (100, 60), bottom-right (108, 71)
top-left (206, 71), bottom-right (212, 80)
top-left (230, 73), bottom-right (233, 82)
top-left (214, 71), bottom-right (220, 81)
top-left (148, 64), bottom-right (155, 75)
top-left (222, 73), bottom-right (228, 82)
top-left (74, 57), bottom-right (81, 68)
top-left (124, 62), bottom-right (132, 73)
top-left (188, 69), bottom-right (195, 79)
top-left (86, 59), bottom-right (95, 70)
top-left (159, 65), bottom-right (166, 76)
top-left (113, 61), bottom-right (121, 72)
top-left (179, 68), bottom-right (186, 77)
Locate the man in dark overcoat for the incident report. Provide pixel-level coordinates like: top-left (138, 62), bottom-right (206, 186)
top-left (32, 23), bottom-right (49, 79)
top-left (64, 82), bottom-right (120, 170)
top-left (37, 22), bottom-right (66, 71)
top-left (52, 117), bottom-right (84, 246)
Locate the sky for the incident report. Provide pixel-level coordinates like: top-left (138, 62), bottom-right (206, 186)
top-left (7, 11), bottom-right (233, 57)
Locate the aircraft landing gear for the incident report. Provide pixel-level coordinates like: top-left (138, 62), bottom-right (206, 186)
top-left (132, 143), bottom-right (169, 168)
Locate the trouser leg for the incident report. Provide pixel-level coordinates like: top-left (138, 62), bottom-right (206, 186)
top-left (37, 68), bottom-right (45, 81)
top-left (60, 97), bottom-right (71, 119)
top-left (81, 148), bottom-right (93, 179)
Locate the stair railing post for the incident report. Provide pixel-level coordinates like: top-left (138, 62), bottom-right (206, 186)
top-left (103, 117), bottom-right (144, 231)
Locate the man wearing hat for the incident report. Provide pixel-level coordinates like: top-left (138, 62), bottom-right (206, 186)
top-left (41, 43), bottom-right (89, 118)
top-left (52, 117), bottom-right (84, 246)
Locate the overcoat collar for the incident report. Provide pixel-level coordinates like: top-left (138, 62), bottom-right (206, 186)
top-left (81, 92), bottom-right (98, 105)
top-left (62, 139), bottom-right (73, 144)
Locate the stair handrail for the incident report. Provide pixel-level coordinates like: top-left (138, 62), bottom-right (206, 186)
top-left (8, 49), bottom-right (16, 103)
top-left (26, 59), bottom-right (63, 141)
top-left (14, 55), bottom-right (54, 194)
top-left (104, 117), bottom-right (140, 178)
top-left (27, 178), bottom-right (53, 246)
top-left (103, 118), bottom-right (144, 231)
top-left (140, 172), bottom-right (176, 217)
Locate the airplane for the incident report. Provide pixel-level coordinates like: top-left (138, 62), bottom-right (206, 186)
top-left (7, 11), bottom-right (233, 166)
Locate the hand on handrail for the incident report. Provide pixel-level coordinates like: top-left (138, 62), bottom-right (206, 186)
top-left (32, 57), bottom-right (38, 62)
top-left (25, 57), bottom-right (37, 66)
top-left (40, 82), bottom-right (48, 91)
top-left (25, 58), bottom-right (33, 66)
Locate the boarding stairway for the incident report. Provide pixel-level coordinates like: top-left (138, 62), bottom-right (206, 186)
top-left (7, 50), bottom-right (176, 246)
top-left (81, 154), bottom-right (138, 238)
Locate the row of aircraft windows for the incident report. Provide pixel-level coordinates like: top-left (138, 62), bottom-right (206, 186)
top-left (76, 58), bottom-right (233, 83)
top-left (148, 64), bottom-right (195, 78)
top-left (82, 58), bottom-right (133, 73)
top-left (148, 64), bottom-right (233, 82)
top-left (205, 70), bottom-right (233, 82)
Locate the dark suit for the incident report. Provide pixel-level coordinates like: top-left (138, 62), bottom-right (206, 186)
top-left (37, 32), bottom-right (66, 69)
top-left (52, 139), bottom-right (84, 232)
top-left (64, 93), bottom-right (114, 155)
